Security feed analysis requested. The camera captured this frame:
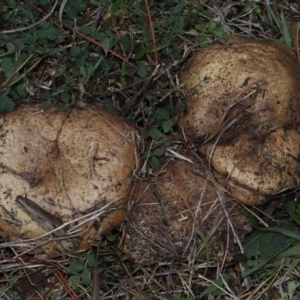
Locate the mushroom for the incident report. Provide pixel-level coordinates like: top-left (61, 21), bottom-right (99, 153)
top-left (0, 103), bottom-right (140, 255)
top-left (178, 35), bottom-right (300, 206)
top-left (123, 149), bottom-right (251, 265)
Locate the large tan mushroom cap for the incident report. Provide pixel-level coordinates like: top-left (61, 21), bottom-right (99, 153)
top-left (0, 103), bottom-right (139, 255)
top-left (178, 36), bottom-right (300, 206)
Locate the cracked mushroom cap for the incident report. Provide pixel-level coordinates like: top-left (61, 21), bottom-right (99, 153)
top-left (0, 103), bottom-right (139, 256)
top-left (178, 36), bottom-right (300, 206)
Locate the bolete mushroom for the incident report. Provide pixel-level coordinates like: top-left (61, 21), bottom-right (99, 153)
top-left (123, 149), bottom-right (251, 265)
top-left (178, 35), bottom-right (300, 206)
top-left (0, 103), bottom-right (140, 256)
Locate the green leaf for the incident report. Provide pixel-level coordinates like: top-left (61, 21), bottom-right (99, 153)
top-left (5, 101), bottom-right (15, 112)
top-left (61, 93), bottom-right (70, 103)
top-left (195, 21), bottom-right (205, 32)
top-left (37, 29), bottom-right (47, 40)
top-left (66, 9), bottom-right (77, 19)
top-left (243, 226), bottom-right (296, 259)
top-left (68, 260), bottom-right (84, 274)
top-left (80, 65), bottom-right (87, 75)
top-left (16, 84), bottom-right (27, 97)
top-left (2, 5), bottom-right (8, 13)
top-left (162, 121), bottom-right (172, 133)
top-left (184, 6), bottom-right (193, 24)
top-left (154, 109), bottom-right (170, 121)
top-left (156, 40), bottom-right (171, 51)
top-left (245, 5), bottom-right (252, 12)
top-left (144, 150), bottom-right (153, 159)
top-left (288, 281), bottom-right (296, 294)
top-left (151, 156), bottom-right (160, 169)
top-left (6, 42), bottom-right (15, 54)
top-left (93, 30), bottom-right (104, 42)
top-left (47, 27), bottom-right (58, 40)
top-left (121, 254), bottom-right (130, 261)
top-left (135, 47), bottom-right (148, 60)
top-left (81, 26), bottom-right (92, 35)
top-left (23, 33), bottom-right (35, 44)
top-left (41, 100), bottom-right (51, 110)
top-left (208, 22), bottom-right (217, 33)
top-left (199, 36), bottom-right (212, 47)
top-left (283, 199), bottom-right (300, 225)
top-left (163, 139), bottom-right (172, 146)
top-left (241, 224), bottom-right (299, 276)
top-left (70, 46), bottom-right (81, 57)
top-left (153, 148), bottom-right (164, 157)
top-left (137, 61), bottom-right (147, 78)
top-left (64, 19), bottom-right (74, 27)
top-left (265, 4), bottom-right (282, 33)
top-left (277, 243), bottom-right (300, 258)
top-left (40, 92), bottom-right (52, 100)
top-left (170, 0), bottom-right (185, 14)
top-left (105, 232), bottom-right (116, 242)
top-left (68, 274), bottom-right (81, 287)
top-left (105, 28), bottom-right (114, 37)
top-left (177, 102), bottom-right (186, 112)
top-left (203, 9), bottom-right (212, 17)
top-left (0, 95), bottom-right (8, 112)
top-left (133, 264), bottom-right (143, 273)
top-left (254, 5), bottom-right (261, 13)
top-left (1, 57), bottom-right (14, 77)
top-left (149, 128), bottom-right (163, 139)
top-left (86, 252), bottom-right (96, 268)
top-left (41, 21), bottom-right (50, 29)
top-left (120, 35), bottom-right (129, 44)
top-left (75, 57), bottom-right (85, 68)
top-left (214, 26), bottom-right (228, 37)
top-left (81, 268), bottom-right (92, 285)
top-left (259, 226), bottom-right (300, 241)
top-left (59, 104), bottom-right (69, 111)
top-left (101, 38), bottom-right (110, 55)
top-left (280, 9), bottom-right (292, 48)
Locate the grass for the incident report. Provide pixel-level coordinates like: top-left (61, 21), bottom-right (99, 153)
top-left (0, 0), bottom-right (300, 299)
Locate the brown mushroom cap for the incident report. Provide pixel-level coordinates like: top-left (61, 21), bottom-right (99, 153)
top-left (0, 103), bottom-right (139, 255)
top-left (178, 36), bottom-right (300, 206)
top-left (123, 150), bottom-right (251, 265)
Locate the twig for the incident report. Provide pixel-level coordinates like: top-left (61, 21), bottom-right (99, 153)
top-left (54, 269), bottom-right (79, 300)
